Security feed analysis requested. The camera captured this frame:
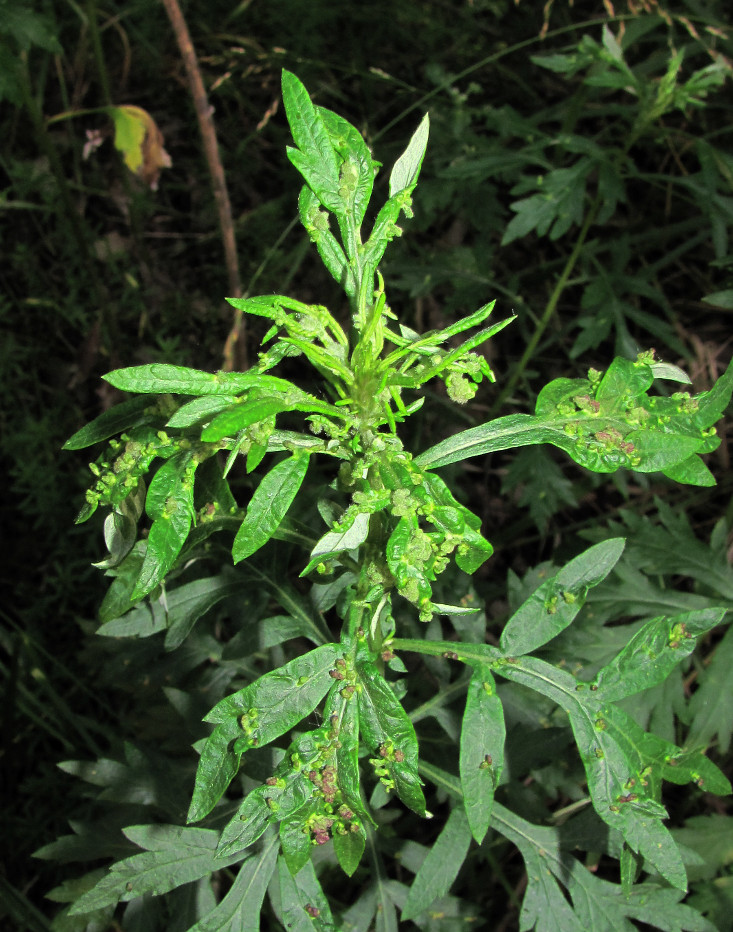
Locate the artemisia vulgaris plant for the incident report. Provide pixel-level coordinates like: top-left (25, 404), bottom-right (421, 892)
top-left (62, 72), bottom-right (733, 930)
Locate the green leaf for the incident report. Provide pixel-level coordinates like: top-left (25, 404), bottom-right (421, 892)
top-left (64, 396), bottom-right (153, 450)
top-left (389, 113), bottom-right (430, 198)
top-left (277, 857), bottom-right (337, 931)
top-left (460, 666), bottom-right (504, 844)
top-left (318, 106), bottom-right (377, 227)
top-left (201, 397), bottom-right (290, 441)
top-left (490, 655), bottom-right (688, 889)
top-left (593, 608), bottom-right (728, 702)
top-left (422, 761), bottom-right (713, 932)
top-left (500, 539), bottom-right (625, 656)
top-left (132, 453), bottom-right (198, 599)
top-left (189, 644), bottom-right (340, 822)
top-left (302, 511), bottom-right (370, 575)
top-left (298, 185), bottom-right (355, 295)
top-left (333, 827), bottom-right (366, 878)
top-left (69, 826), bottom-right (243, 915)
top-left (416, 357), bottom-right (733, 485)
top-left (165, 394), bottom-right (240, 428)
top-left (281, 70), bottom-right (342, 213)
top-left (279, 816), bottom-right (313, 877)
top-left (99, 542), bottom-right (147, 622)
top-left (216, 723), bottom-right (337, 857)
top-left (186, 832), bottom-right (278, 931)
top-left (187, 718), bottom-right (244, 825)
top-left (103, 364), bottom-right (289, 397)
top-left (688, 623), bottom-right (733, 753)
top-left (232, 453), bottom-right (310, 563)
top-left (402, 806), bottom-right (471, 921)
top-left (356, 658), bottom-right (425, 816)
top-left (240, 564), bottom-right (331, 645)
top-left (207, 643), bottom-right (342, 730)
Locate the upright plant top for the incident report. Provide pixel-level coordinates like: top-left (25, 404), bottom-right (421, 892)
top-left (65, 71), bottom-right (733, 928)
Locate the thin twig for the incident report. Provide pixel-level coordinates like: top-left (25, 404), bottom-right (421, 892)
top-left (159, 0), bottom-right (245, 369)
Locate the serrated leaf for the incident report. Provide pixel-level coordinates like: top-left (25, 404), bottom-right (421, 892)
top-left (422, 760), bottom-right (713, 931)
top-left (491, 655), bottom-right (688, 888)
top-left (389, 113), bottom-right (429, 198)
top-left (593, 608), bottom-right (728, 702)
top-left (318, 105), bottom-right (377, 227)
top-left (69, 827), bottom-right (242, 914)
top-left (460, 666), bottom-right (504, 844)
top-left (189, 644), bottom-right (340, 822)
top-left (232, 454), bottom-right (310, 563)
top-left (278, 857), bottom-right (337, 931)
top-left (132, 453), bottom-right (197, 599)
top-left (356, 658), bottom-right (425, 816)
top-left (186, 832), bottom-right (278, 931)
top-left (281, 70), bottom-right (342, 212)
top-left (64, 396), bottom-right (153, 450)
top-left (500, 539), bottom-right (625, 656)
top-left (688, 623), bottom-right (733, 753)
top-left (163, 574), bottom-right (244, 650)
top-left (416, 357), bottom-right (733, 485)
top-left (402, 806), bottom-right (471, 921)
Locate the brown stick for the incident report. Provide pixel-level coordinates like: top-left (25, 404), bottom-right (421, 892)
top-left (159, 0), bottom-right (246, 369)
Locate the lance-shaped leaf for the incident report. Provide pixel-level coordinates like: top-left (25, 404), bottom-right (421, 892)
top-left (103, 363), bottom-right (293, 397)
top-left (356, 658), bottom-right (425, 816)
top-left (389, 113), bottom-right (430, 199)
top-left (69, 826), bottom-right (244, 915)
top-left (490, 655), bottom-right (688, 889)
top-left (299, 186), bottom-right (355, 295)
top-left (319, 107), bottom-right (377, 225)
top-left (592, 607), bottom-right (728, 702)
top-left (187, 832), bottom-right (279, 932)
top-left (132, 452), bottom-right (198, 600)
top-left (64, 396), bottom-right (154, 450)
top-left (688, 623), bottom-right (733, 753)
top-left (422, 762), bottom-right (714, 932)
top-left (302, 511), bottom-right (371, 576)
top-left (203, 644), bottom-right (341, 727)
top-left (189, 644), bottom-right (340, 822)
top-left (232, 453), bottom-right (310, 563)
top-left (278, 857), bottom-right (338, 931)
top-left (402, 806), bottom-right (472, 922)
top-left (217, 720), bottom-right (352, 858)
top-left (217, 770), bottom-right (312, 858)
top-left (165, 394), bottom-right (239, 429)
top-left (500, 539), bottom-right (625, 656)
top-left (282, 70), bottom-right (343, 213)
top-left (460, 666), bottom-right (505, 844)
top-left (416, 356), bottom-right (733, 486)
top-left (201, 395), bottom-right (339, 443)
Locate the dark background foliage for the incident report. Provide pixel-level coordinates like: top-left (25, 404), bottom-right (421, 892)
top-left (1, 0), bottom-right (732, 928)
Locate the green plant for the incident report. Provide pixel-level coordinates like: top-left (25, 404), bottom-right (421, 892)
top-left (57, 70), bottom-right (733, 930)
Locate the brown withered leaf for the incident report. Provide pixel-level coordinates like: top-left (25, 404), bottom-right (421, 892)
top-left (109, 105), bottom-right (172, 190)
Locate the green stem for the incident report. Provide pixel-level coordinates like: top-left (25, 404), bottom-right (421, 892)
top-left (488, 196), bottom-right (601, 418)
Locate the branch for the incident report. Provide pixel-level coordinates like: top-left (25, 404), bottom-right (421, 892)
top-left (160, 0), bottom-right (246, 369)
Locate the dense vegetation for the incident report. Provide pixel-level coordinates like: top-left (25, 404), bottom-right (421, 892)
top-left (2, 1), bottom-right (732, 930)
